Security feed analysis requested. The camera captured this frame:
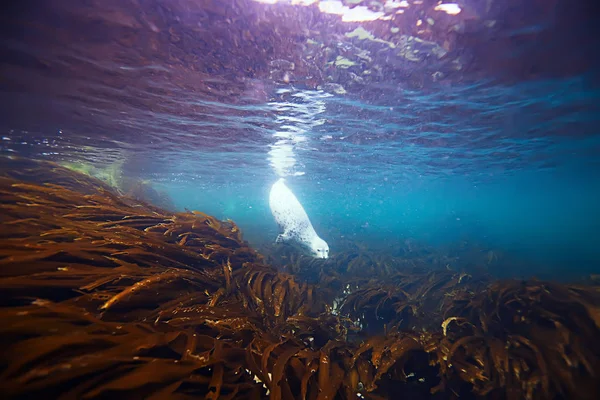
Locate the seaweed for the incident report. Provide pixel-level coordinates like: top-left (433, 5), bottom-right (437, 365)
top-left (0, 158), bottom-right (599, 399)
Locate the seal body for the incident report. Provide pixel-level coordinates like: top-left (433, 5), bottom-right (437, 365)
top-left (269, 178), bottom-right (329, 259)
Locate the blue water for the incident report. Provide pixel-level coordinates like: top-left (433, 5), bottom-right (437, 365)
top-left (1, 0), bottom-right (599, 280)
top-left (150, 77), bottom-right (598, 279)
top-left (167, 159), bottom-right (600, 279)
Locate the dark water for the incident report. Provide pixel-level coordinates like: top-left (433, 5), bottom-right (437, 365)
top-left (1, 0), bottom-right (599, 279)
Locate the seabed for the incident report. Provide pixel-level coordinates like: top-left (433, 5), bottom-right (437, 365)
top-left (0, 158), bottom-right (598, 399)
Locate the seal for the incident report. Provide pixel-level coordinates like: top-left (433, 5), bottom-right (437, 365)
top-left (269, 178), bottom-right (329, 259)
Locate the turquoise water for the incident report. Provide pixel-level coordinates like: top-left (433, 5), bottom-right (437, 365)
top-left (166, 161), bottom-right (600, 280)
top-left (154, 77), bottom-right (600, 280)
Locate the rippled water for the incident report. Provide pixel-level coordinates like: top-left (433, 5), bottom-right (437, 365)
top-left (1, 0), bottom-right (599, 279)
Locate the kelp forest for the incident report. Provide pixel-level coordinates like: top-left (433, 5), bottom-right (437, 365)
top-left (0, 157), bottom-right (599, 400)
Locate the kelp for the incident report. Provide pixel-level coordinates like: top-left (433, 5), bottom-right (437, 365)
top-left (338, 269), bottom-right (485, 334)
top-left (1, 158), bottom-right (599, 399)
top-left (439, 281), bottom-right (600, 399)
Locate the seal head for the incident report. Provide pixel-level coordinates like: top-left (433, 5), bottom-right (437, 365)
top-left (310, 235), bottom-right (329, 259)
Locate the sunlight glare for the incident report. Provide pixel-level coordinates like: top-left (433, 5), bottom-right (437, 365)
top-left (319, 1), bottom-right (385, 22)
top-left (434, 3), bottom-right (462, 15)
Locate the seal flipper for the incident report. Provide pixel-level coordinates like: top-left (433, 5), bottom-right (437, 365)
top-left (275, 232), bottom-right (291, 243)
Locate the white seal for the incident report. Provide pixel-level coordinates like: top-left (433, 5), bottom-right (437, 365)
top-left (269, 178), bottom-right (329, 259)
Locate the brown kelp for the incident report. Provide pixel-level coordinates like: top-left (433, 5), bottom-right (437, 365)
top-left (1, 158), bottom-right (599, 400)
